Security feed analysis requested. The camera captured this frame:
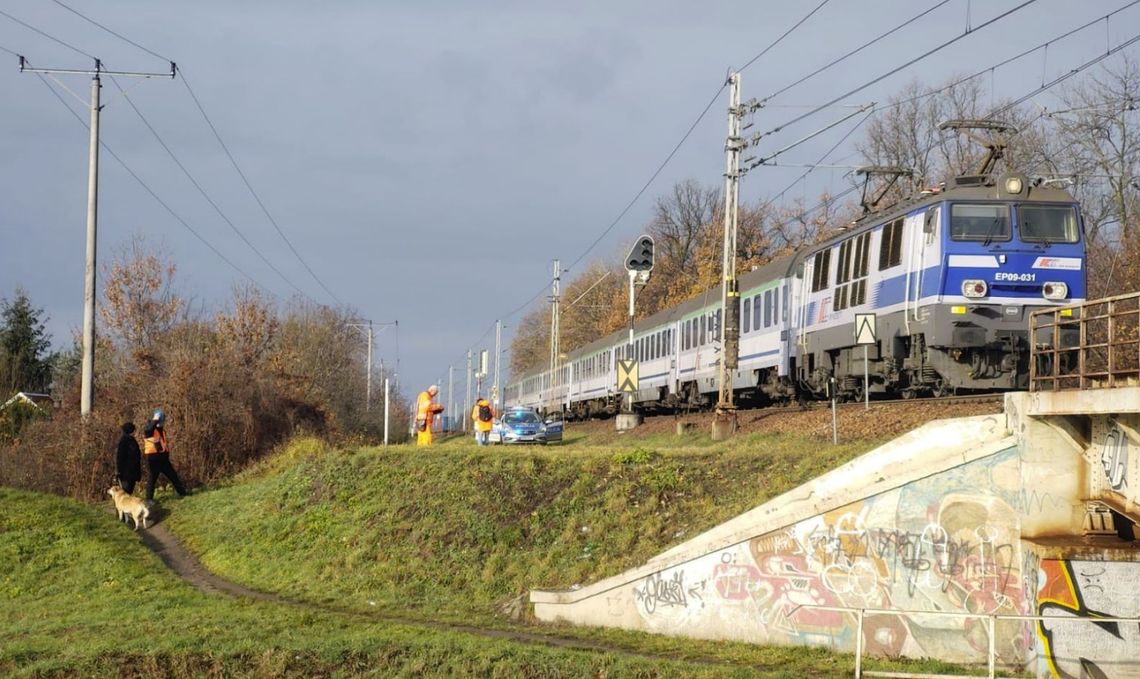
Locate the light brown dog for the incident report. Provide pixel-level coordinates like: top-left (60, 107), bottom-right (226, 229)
top-left (108, 486), bottom-right (150, 531)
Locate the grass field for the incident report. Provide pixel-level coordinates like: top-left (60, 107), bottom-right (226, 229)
top-left (2, 429), bottom-right (983, 677)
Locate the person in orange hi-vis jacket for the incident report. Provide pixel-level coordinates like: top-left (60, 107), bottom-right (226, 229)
top-left (414, 385), bottom-right (445, 446)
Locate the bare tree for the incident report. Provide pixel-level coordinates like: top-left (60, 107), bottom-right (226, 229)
top-left (1038, 57), bottom-right (1140, 246)
top-left (99, 235), bottom-right (184, 371)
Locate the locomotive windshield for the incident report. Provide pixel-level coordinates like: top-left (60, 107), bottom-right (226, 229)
top-left (1018, 204), bottom-right (1079, 243)
top-left (950, 203), bottom-right (1010, 242)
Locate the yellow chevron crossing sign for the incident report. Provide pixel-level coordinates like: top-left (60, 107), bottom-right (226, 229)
top-left (617, 359), bottom-right (639, 393)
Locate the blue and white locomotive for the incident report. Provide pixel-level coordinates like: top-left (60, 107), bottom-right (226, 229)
top-left (505, 169), bottom-right (1086, 417)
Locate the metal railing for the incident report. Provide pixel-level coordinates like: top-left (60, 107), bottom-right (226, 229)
top-left (791, 603), bottom-right (1140, 678)
top-left (1030, 292), bottom-right (1140, 392)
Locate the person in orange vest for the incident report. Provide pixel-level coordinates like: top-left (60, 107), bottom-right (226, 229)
top-left (471, 395), bottom-right (495, 446)
top-left (142, 408), bottom-right (188, 501)
top-left (414, 385), bottom-right (445, 446)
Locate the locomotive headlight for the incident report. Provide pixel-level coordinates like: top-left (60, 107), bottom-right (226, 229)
top-left (962, 279), bottom-right (988, 299)
top-left (1004, 176), bottom-right (1023, 194)
top-left (1042, 282), bottom-right (1068, 300)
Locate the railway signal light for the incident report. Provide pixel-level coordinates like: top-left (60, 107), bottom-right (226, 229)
top-left (625, 235), bottom-right (655, 272)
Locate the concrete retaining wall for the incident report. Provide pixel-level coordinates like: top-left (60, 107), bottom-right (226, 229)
top-left (532, 394), bottom-right (1140, 677)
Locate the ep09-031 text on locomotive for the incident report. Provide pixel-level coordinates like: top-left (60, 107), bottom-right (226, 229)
top-left (505, 171), bottom-right (1086, 419)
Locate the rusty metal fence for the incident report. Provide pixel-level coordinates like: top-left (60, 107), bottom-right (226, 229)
top-left (1030, 292), bottom-right (1140, 391)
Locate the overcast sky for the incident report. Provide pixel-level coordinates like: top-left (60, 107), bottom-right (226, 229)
top-left (1, 0), bottom-right (1136, 398)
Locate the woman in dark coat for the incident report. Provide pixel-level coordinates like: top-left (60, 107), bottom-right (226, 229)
top-left (116, 422), bottom-right (142, 495)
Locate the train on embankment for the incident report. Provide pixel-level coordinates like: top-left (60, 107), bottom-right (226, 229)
top-left (505, 162), bottom-right (1087, 420)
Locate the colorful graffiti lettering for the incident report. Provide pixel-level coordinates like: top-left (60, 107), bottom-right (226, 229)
top-left (1037, 560), bottom-right (1140, 679)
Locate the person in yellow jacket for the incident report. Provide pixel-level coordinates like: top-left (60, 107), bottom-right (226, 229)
top-left (415, 385), bottom-right (445, 446)
top-left (471, 396), bottom-right (495, 446)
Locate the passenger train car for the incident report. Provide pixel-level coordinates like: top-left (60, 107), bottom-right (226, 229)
top-left (504, 170), bottom-right (1087, 418)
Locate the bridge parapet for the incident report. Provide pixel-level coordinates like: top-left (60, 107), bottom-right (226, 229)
top-left (1031, 292), bottom-right (1140, 392)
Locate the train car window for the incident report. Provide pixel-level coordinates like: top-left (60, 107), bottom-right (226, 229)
top-left (852, 232), bottom-right (870, 305)
top-left (1018, 204), bottom-right (1078, 243)
top-left (700, 315), bottom-right (706, 345)
top-left (950, 203), bottom-right (1010, 241)
top-left (764, 290), bottom-right (773, 327)
top-left (811, 248), bottom-right (832, 292)
top-left (878, 218), bottom-right (904, 270)
top-left (753, 295), bottom-right (762, 331)
top-left (742, 297), bottom-right (752, 333)
top-left (658, 332), bottom-right (664, 358)
top-left (773, 289), bottom-right (780, 324)
top-left (715, 309), bottom-right (722, 341)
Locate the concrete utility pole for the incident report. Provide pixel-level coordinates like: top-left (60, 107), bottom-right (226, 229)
top-left (447, 365), bottom-right (454, 432)
top-left (465, 349), bottom-right (472, 433)
top-left (493, 320), bottom-right (502, 411)
top-left (18, 58), bottom-right (174, 416)
top-left (713, 71), bottom-right (743, 441)
top-left (383, 377), bottom-right (390, 445)
top-left (548, 260), bottom-right (561, 415)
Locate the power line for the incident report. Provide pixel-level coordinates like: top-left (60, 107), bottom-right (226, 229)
top-left (49, 0), bottom-right (170, 63)
top-left (566, 83), bottom-right (725, 272)
top-left (108, 74), bottom-right (312, 301)
top-left (33, 2), bottom-right (344, 305)
top-left (760, 0), bottom-right (953, 104)
top-left (758, 0), bottom-right (1037, 140)
top-left (462, 0), bottom-right (848, 371)
top-left (178, 71), bottom-right (344, 306)
top-left (33, 71), bottom-right (273, 294)
top-left (0, 7), bottom-right (94, 59)
top-left (0, 42), bottom-right (20, 57)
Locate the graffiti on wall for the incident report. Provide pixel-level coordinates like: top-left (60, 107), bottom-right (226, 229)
top-left (1100, 421), bottom-right (1130, 493)
top-left (631, 447), bottom-right (1028, 662)
top-left (1037, 560), bottom-right (1140, 679)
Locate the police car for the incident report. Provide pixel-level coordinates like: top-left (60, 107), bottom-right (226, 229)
top-left (491, 407), bottom-right (563, 445)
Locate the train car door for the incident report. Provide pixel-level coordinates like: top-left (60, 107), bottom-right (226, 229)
top-left (903, 207), bottom-right (938, 329)
top-left (669, 321), bottom-right (680, 395)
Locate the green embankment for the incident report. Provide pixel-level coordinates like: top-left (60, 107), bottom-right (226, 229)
top-left (3, 430), bottom-right (976, 677)
top-left (166, 434), bottom-right (874, 622)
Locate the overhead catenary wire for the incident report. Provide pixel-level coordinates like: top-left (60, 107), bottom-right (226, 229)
top-left (760, 0), bottom-right (954, 105)
top-left (762, 30), bottom-right (1140, 245)
top-left (757, 0), bottom-right (1037, 140)
top-left (754, 2), bottom-right (1140, 211)
top-left (737, 0), bottom-right (832, 73)
top-left (498, 0), bottom-right (839, 357)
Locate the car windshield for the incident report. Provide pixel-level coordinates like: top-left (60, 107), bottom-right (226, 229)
top-left (950, 203), bottom-right (1011, 242)
top-left (503, 411), bottom-right (540, 425)
top-left (1018, 204), bottom-right (1079, 243)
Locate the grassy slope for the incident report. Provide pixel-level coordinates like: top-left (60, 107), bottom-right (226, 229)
top-left (0, 487), bottom-right (794, 678)
top-left (4, 429), bottom-right (973, 677)
top-left (166, 433), bottom-right (876, 622)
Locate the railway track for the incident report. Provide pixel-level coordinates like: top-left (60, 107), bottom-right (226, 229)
top-left (661, 391), bottom-right (1003, 420)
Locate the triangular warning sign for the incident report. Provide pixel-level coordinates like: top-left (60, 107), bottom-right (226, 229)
top-left (854, 313), bottom-right (877, 345)
top-left (617, 359), bottom-right (639, 393)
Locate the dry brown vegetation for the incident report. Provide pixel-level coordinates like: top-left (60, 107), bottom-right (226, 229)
top-left (0, 238), bottom-right (407, 501)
